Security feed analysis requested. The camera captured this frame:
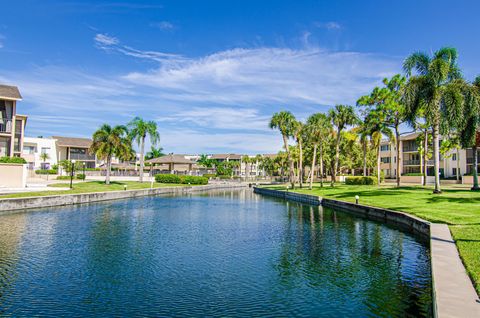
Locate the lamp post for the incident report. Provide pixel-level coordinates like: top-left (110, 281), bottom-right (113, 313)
top-left (83, 162), bottom-right (86, 182)
top-left (70, 160), bottom-right (76, 189)
top-left (355, 195), bottom-right (359, 205)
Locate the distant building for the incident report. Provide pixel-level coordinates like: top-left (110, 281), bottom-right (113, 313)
top-left (52, 136), bottom-right (97, 168)
top-left (0, 85), bottom-right (27, 158)
top-left (23, 137), bottom-right (58, 170)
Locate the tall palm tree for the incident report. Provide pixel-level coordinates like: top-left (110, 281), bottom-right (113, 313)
top-left (90, 124), bottom-right (132, 185)
top-left (292, 120), bottom-right (305, 188)
top-left (457, 76), bottom-right (480, 190)
top-left (305, 113), bottom-right (332, 189)
top-left (270, 111), bottom-right (297, 188)
top-left (328, 105), bottom-right (358, 186)
top-left (242, 155), bottom-right (251, 180)
top-left (403, 47), bottom-right (463, 193)
top-left (128, 117), bottom-right (160, 182)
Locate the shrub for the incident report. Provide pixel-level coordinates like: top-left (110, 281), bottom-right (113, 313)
top-left (35, 169), bottom-right (58, 175)
top-left (402, 173), bottom-right (423, 176)
top-left (182, 175), bottom-right (208, 185)
top-left (345, 176), bottom-right (377, 185)
top-left (0, 156), bottom-right (27, 164)
top-left (217, 175), bottom-right (231, 179)
top-left (155, 174), bottom-right (208, 185)
top-left (76, 173), bottom-right (86, 180)
top-left (155, 174), bottom-right (183, 183)
top-left (56, 175), bottom-right (84, 180)
top-left (202, 173), bottom-right (216, 179)
top-left (56, 176), bottom-right (70, 180)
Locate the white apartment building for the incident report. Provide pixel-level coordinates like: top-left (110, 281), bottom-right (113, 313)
top-left (23, 137), bottom-right (58, 170)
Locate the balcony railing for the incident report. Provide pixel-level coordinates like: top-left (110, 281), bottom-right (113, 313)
top-left (0, 118), bottom-right (12, 133)
top-left (403, 146), bottom-right (419, 152)
top-left (466, 158), bottom-right (480, 164)
top-left (403, 159), bottom-right (435, 166)
top-left (69, 153), bottom-right (96, 161)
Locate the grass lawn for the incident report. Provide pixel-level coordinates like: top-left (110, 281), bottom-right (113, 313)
top-left (263, 183), bottom-right (480, 294)
top-left (0, 181), bottom-right (189, 199)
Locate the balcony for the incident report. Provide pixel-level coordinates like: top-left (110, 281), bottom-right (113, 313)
top-left (69, 153), bottom-right (96, 161)
top-left (403, 159), bottom-right (434, 166)
top-left (0, 118), bottom-right (12, 133)
top-left (467, 158), bottom-right (480, 164)
top-left (402, 146), bottom-right (419, 152)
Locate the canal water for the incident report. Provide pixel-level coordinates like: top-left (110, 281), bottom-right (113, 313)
top-left (0, 189), bottom-right (432, 317)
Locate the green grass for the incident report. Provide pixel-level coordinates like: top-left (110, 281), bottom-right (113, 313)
top-left (263, 183), bottom-right (480, 294)
top-left (0, 181), bottom-right (190, 199)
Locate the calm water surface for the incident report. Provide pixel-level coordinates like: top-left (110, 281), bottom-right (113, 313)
top-left (0, 189), bottom-right (432, 317)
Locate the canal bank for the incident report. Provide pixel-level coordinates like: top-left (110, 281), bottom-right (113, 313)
top-left (0, 183), bottom-right (247, 213)
top-left (253, 186), bottom-right (480, 318)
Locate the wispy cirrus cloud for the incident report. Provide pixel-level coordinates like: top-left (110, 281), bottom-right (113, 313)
top-left (314, 21), bottom-right (342, 30)
top-left (150, 21), bottom-right (175, 30)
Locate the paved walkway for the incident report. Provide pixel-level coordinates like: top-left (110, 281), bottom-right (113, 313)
top-left (431, 224), bottom-right (480, 317)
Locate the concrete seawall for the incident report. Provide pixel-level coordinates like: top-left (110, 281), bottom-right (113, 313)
top-left (253, 187), bottom-right (430, 237)
top-left (0, 183), bottom-right (247, 214)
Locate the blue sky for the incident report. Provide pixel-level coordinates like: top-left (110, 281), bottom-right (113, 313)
top-left (1, 0), bottom-right (479, 154)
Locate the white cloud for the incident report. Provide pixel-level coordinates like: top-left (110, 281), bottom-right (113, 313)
top-left (314, 21), bottom-right (342, 30)
top-left (150, 21), bottom-right (175, 30)
top-left (94, 33), bottom-right (119, 46)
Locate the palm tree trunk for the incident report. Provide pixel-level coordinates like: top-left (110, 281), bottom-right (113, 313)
top-left (432, 123), bottom-right (441, 193)
top-left (423, 130), bottom-right (428, 186)
top-left (377, 143), bottom-right (381, 186)
top-left (283, 134), bottom-right (295, 189)
top-left (472, 145), bottom-right (479, 191)
top-left (319, 144), bottom-right (324, 188)
top-left (456, 148), bottom-right (460, 181)
top-left (332, 128), bottom-right (341, 186)
top-left (310, 144), bottom-right (317, 190)
top-left (395, 128), bottom-right (401, 187)
top-left (299, 140), bottom-right (303, 188)
top-left (106, 156), bottom-right (111, 185)
top-left (139, 137), bottom-right (145, 183)
top-left (362, 140), bottom-right (367, 177)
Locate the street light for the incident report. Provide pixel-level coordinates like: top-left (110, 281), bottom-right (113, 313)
top-left (83, 162), bottom-right (86, 182)
top-left (70, 160), bottom-right (76, 189)
top-left (355, 195), bottom-right (359, 204)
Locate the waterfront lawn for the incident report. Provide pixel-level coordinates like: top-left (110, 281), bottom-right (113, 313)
top-left (0, 181), bottom-right (188, 199)
top-left (263, 183), bottom-right (480, 294)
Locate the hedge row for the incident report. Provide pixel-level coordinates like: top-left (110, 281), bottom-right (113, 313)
top-left (345, 176), bottom-right (377, 185)
top-left (56, 174), bottom-right (85, 180)
top-left (35, 169), bottom-right (58, 175)
top-left (154, 174), bottom-right (208, 185)
top-left (0, 156), bottom-right (27, 164)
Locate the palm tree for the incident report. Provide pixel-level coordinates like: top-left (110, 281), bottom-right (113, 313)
top-left (292, 120), bottom-right (305, 188)
top-left (128, 117), bottom-right (160, 182)
top-left (305, 113), bottom-right (331, 189)
top-left (270, 111), bottom-right (297, 188)
top-left (457, 76), bottom-right (480, 190)
top-left (242, 155), bottom-right (251, 181)
top-left (403, 47), bottom-right (463, 193)
top-left (145, 146), bottom-right (164, 160)
top-left (328, 105), bottom-right (358, 186)
top-left (90, 124), bottom-right (132, 185)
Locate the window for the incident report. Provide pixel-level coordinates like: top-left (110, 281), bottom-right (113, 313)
top-left (23, 145), bottom-right (36, 155)
top-left (41, 147), bottom-right (50, 154)
top-left (381, 157), bottom-right (390, 163)
top-left (380, 145), bottom-right (390, 151)
top-left (452, 168), bottom-right (458, 175)
top-left (452, 153), bottom-right (457, 161)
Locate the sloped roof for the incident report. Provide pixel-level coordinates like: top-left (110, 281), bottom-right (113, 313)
top-left (52, 136), bottom-right (92, 148)
top-left (146, 154), bottom-right (195, 164)
top-left (211, 153), bottom-right (242, 160)
top-left (0, 85), bottom-right (22, 100)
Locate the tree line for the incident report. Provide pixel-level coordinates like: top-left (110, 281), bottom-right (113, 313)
top-left (269, 47), bottom-right (480, 193)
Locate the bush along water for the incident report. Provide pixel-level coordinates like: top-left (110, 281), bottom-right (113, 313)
top-left (345, 176), bottom-right (377, 185)
top-left (155, 174), bottom-right (208, 185)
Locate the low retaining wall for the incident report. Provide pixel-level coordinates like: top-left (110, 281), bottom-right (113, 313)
top-left (0, 183), bottom-right (247, 213)
top-left (253, 187), bottom-right (429, 237)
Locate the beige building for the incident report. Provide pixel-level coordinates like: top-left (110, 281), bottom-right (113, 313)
top-left (379, 132), bottom-right (477, 179)
top-left (52, 136), bottom-right (97, 168)
top-left (0, 85), bottom-right (27, 158)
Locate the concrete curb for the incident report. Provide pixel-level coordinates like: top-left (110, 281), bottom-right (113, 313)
top-left (253, 187), bottom-right (480, 318)
top-left (0, 183), bottom-right (248, 213)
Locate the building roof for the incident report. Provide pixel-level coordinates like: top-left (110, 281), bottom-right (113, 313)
top-left (146, 154), bottom-right (195, 164)
top-left (0, 85), bottom-right (22, 100)
top-left (262, 153), bottom-right (277, 159)
top-left (52, 136), bottom-right (92, 148)
top-left (211, 153), bottom-right (242, 160)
